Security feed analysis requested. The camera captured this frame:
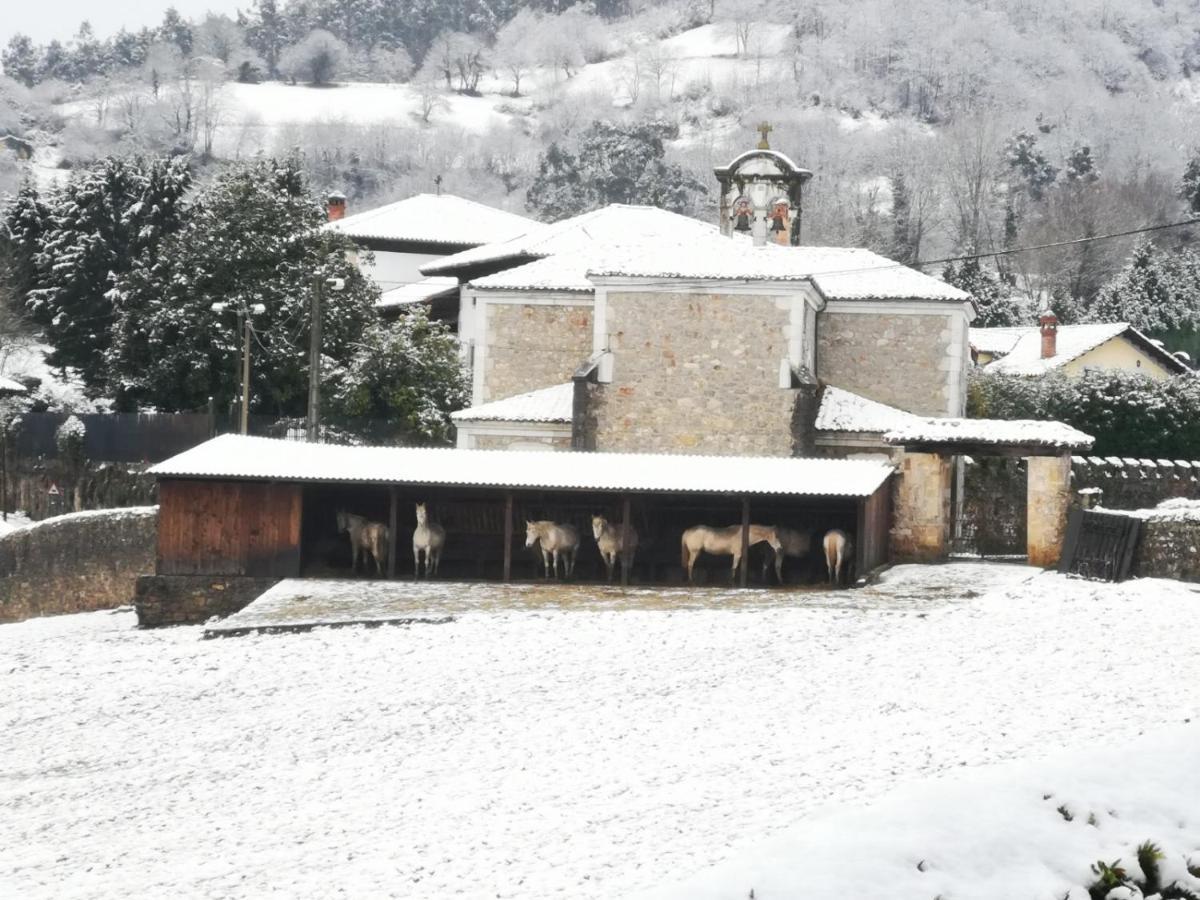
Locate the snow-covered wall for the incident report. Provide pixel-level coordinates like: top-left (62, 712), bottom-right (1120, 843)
top-left (0, 507), bottom-right (156, 623)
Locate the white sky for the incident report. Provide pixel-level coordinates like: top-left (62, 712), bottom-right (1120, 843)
top-left (1, 1), bottom-right (247, 46)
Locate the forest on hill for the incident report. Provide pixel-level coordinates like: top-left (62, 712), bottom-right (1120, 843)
top-left (1, 0), bottom-right (1199, 350)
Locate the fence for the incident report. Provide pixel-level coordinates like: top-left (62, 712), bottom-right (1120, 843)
top-left (9, 412), bottom-right (444, 464)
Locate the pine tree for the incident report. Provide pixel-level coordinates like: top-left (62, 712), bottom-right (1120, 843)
top-left (25, 157), bottom-right (191, 387)
top-left (1183, 150), bottom-right (1200, 214)
top-left (526, 121), bottom-right (706, 219)
top-left (1, 35), bottom-right (40, 87)
top-left (942, 256), bottom-right (1025, 327)
top-left (106, 156), bottom-right (376, 415)
top-left (889, 172), bottom-right (915, 264)
top-left (1085, 242), bottom-right (1200, 334)
top-left (1, 180), bottom-right (49, 302)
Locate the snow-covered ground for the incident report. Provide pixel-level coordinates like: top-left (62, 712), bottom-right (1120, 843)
top-left (3, 563), bottom-right (1200, 899)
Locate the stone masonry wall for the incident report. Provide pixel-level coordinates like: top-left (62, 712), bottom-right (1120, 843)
top-left (0, 506), bottom-right (157, 623)
top-left (591, 291), bottom-right (796, 455)
top-left (817, 311), bottom-right (956, 416)
top-left (134, 574), bottom-right (279, 627)
top-left (1132, 514), bottom-right (1200, 582)
top-left (471, 433), bottom-right (572, 450)
top-left (890, 451), bottom-right (951, 561)
top-left (483, 302), bottom-right (592, 402)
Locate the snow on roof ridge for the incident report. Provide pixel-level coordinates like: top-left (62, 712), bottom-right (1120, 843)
top-left (450, 383), bottom-right (574, 423)
top-left (981, 322), bottom-right (1135, 375)
top-left (815, 386), bottom-right (921, 433)
top-left (883, 417), bottom-right (1094, 449)
top-left (325, 193), bottom-right (535, 246)
top-left (149, 434), bottom-right (894, 497)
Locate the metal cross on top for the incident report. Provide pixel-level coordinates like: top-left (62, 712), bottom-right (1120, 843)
top-left (756, 121), bottom-right (772, 149)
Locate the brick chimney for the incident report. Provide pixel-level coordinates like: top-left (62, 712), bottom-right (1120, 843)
top-left (1039, 311), bottom-right (1058, 359)
top-left (326, 191), bottom-right (346, 222)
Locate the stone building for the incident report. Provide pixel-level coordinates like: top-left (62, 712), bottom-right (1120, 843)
top-left (423, 135), bottom-right (1091, 566)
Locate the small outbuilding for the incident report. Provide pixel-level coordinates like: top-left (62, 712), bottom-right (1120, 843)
top-left (139, 435), bottom-right (895, 624)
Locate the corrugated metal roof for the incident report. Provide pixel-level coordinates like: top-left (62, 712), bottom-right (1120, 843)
top-left (450, 383), bottom-right (573, 423)
top-left (324, 193), bottom-right (536, 246)
top-left (884, 418), bottom-right (1094, 450)
top-left (150, 435), bottom-right (893, 498)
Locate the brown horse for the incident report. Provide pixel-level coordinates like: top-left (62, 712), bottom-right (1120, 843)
top-left (336, 510), bottom-right (389, 576)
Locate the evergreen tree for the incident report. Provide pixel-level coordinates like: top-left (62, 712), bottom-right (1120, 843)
top-left (105, 156), bottom-right (375, 415)
top-left (1, 180), bottom-right (49, 303)
top-left (889, 172), bottom-right (915, 264)
top-left (526, 121), bottom-right (706, 220)
top-left (1004, 130), bottom-right (1058, 200)
top-left (25, 157), bottom-right (191, 386)
top-left (1, 35), bottom-right (40, 87)
top-left (246, 0), bottom-right (288, 77)
top-left (1183, 150), bottom-right (1200, 214)
top-left (327, 310), bottom-right (468, 444)
top-left (159, 7), bottom-right (195, 56)
top-left (942, 256), bottom-right (1025, 326)
top-left (1084, 242), bottom-right (1200, 334)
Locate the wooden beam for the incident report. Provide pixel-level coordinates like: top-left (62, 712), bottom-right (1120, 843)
top-left (855, 497), bottom-right (866, 581)
top-left (739, 497), bottom-right (750, 588)
top-left (387, 486), bottom-right (398, 580)
top-left (503, 491), bottom-right (513, 582)
top-left (620, 495), bottom-right (632, 587)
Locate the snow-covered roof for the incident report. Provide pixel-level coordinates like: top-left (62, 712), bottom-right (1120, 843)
top-left (450, 383), bottom-right (573, 423)
top-left (375, 277), bottom-right (458, 310)
top-left (713, 148), bottom-right (813, 178)
top-left (884, 418), bottom-right (1094, 450)
top-left (150, 435), bottom-right (894, 498)
top-left (0, 375), bottom-right (26, 393)
top-left (974, 323), bottom-right (1190, 375)
top-left (324, 193), bottom-right (535, 247)
top-left (587, 242), bottom-right (969, 302)
top-left (815, 386), bottom-right (920, 433)
top-left (421, 205), bottom-right (724, 276)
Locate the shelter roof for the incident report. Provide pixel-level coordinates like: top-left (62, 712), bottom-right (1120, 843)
top-left (375, 277), bottom-right (459, 310)
top-left (0, 375), bottom-right (26, 393)
top-left (450, 383), bottom-right (573, 423)
top-left (323, 193), bottom-right (535, 247)
top-left (150, 435), bottom-right (894, 498)
top-left (884, 418), bottom-right (1094, 452)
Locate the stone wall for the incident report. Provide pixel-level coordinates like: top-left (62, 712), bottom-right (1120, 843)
top-left (134, 574), bottom-right (278, 627)
top-left (890, 451), bottom-right (951, 561)
top-left (1027, 454), bottom-right (1071, 567)
top-left (817, 310), bottom-right (959, 417)
top-left (591, 291), bottom-right (797, 455)
top-left (1132, 512), bottom-right (1200, 582)
top-left (470, 433), bottom-right (571, 450)
top-left (0, 506), bottom-right (157, 623)
top-left (483, 302), bottom-right (592, 402)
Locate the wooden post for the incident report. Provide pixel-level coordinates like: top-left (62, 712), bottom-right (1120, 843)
top-left (620, 495), bottom-right (632, 587)
top-left (739, 497), bottom-right (750, 588)
top-left (387, 486), bottom-right (398, 579)
top-left (503, 491), bottom-right (513, 582)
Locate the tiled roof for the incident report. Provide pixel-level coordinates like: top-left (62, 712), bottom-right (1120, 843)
top-left (324, 193), bottom-right (535, 246)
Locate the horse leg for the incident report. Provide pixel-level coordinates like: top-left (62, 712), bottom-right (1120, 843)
top-left (413, 547), bottom-right (421, 579)
top-left (541, 547), bottom-right (551, 579)
top-left (431, 547), bottom-right (440, 577)
top-left (731, 550), bottom-right (740, 584)
top-left (775, 549), bottom-right (784, 584)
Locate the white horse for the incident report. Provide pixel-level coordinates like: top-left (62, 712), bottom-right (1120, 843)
top-left (681, 524), bottom-right (784, 584)
top-left (413, 502), bottom-right (446, 578)
top-left (592, 515), bottom-right (639, 581)
top-left (761, 527), bottom-right (813, 583)
top-left (336, 510), bottom-right (389, 576)
top-left (823, 529), bottom-right (851, 586)
top-left (525, 520), bottom-right (580, 579)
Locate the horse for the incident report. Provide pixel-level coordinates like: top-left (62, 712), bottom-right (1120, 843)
top-left (823, 528), bottom-right (851, 586)
top-left (592, 515), bottom-right (639, 582)
top-left (413, 502), bottom-right (446, 578)
top-left (336, 510), bottom-right (389, 576)
top-left (681, 524), bottom-right (784, 584)
top-left (525, 520), bottom-right (580, 579)
top-left (761, 527), bottom-right (813, 583)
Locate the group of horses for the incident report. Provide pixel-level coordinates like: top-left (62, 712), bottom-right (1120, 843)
top-left (337, 505), bottom-right (851, 586)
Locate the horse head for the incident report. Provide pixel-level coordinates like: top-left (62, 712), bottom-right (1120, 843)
top-left (591, 515), bottom-right (607, 541)
top-left (335, 510), bottom-right (347, 533)
top-left (524, 520), bottom-right (538, 547)
top-left (415, 502), bottom-right (427, 524)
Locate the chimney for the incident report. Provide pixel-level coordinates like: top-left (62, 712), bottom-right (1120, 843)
top-left (1039, 311), bottom-right (1058, 359)
top-left (326, 191), bottom-right (346, 222)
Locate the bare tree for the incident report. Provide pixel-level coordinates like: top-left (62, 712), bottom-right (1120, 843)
top-left (644, 45), bottom-right (678, 102)
top-left (724, 0), bottom-right (758, 57)
top-left (495, 10), bottom-right (539, 97)
top-left (412, 64), bottom-right (449, 124)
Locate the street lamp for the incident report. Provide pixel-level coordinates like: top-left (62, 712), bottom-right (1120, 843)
top-left (212, 301), bottom-right (266, 435)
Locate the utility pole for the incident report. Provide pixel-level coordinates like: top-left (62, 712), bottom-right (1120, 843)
top-left (306, 276), bottom-right (322, 442)
top-left (240, 309), bottom-right (251, 436)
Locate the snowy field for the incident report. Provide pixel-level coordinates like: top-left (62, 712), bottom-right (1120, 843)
top-left (3, 563), bottom-right (1200, 899)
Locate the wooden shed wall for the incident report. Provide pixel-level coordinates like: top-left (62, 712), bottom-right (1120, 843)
top-left (857, 478), bottom-right (892, 575)
top-left (157, 479), bottom-right (302, 577)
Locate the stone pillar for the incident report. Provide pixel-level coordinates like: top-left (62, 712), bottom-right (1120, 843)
top-left (890, 451), bottom-right (952, 561)
top-left (1027, 452), bottom-right (1072, 568)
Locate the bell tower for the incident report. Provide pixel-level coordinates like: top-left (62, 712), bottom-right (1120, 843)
top-left (714, 124), bottom-right (813, 247)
